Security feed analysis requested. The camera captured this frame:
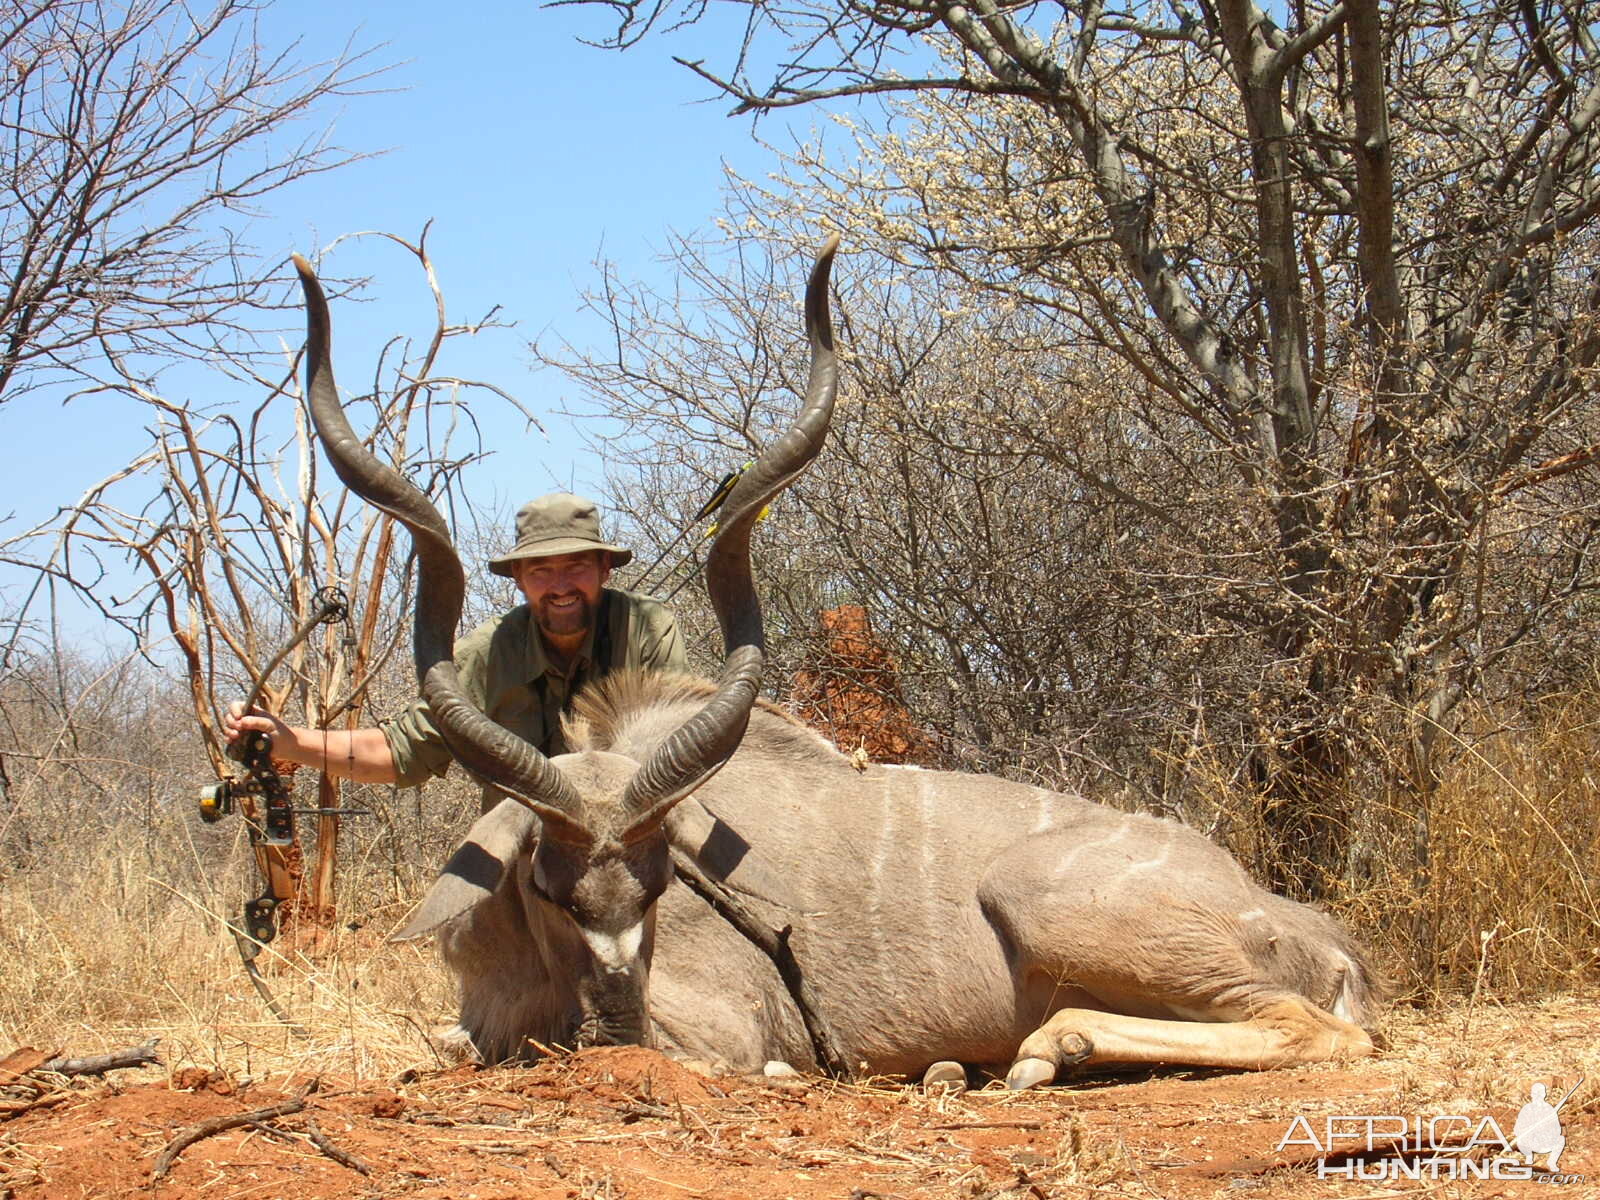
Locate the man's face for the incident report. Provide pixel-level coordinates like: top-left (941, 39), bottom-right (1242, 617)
top-left (512, 551), bottom-right (611, 641)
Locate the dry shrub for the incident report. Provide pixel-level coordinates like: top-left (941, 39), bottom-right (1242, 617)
top-left (1195, 693), bottom-right (1600, 1003)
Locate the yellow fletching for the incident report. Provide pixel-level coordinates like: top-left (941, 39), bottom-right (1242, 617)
top-left (703, 504), bottom-right (771, 540)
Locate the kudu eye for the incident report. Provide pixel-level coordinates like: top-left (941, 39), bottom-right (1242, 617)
top-left (528, 862), bottom-right (572, 911)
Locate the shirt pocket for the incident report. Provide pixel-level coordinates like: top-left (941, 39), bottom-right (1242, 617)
top-left (489, 681), bottom-right (550, 753)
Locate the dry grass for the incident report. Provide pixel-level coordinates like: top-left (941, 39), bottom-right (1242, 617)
top-left (0, 800), bottom-right (465, 1080)
top-left (1188, 693), bottom-right (1600, 1005)
top-left (1344, 697), bottom-right (1600, 1002)
top-left (0, 647), bottom-right (486, 1077)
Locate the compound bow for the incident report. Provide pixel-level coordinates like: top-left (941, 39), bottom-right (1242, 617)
top-left (197, 585), bottom-right (368, 1033)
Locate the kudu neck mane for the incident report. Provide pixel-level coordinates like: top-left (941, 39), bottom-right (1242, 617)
top-left (563, 670), bottom-right (844, 768)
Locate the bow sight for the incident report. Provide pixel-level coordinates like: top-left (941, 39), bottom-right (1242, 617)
top-left (197, 731), bottom-right (294, 833)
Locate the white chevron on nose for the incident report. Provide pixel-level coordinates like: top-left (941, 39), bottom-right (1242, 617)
top-left (581, 923), bottom-right (645, 973)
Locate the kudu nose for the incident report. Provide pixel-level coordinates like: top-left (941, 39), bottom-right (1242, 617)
top-left (574, 956), bottom-right (653, 1049)
top-left (573, 1012), bottom-right (654, 1049)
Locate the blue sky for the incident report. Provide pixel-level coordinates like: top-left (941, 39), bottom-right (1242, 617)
top-left (7, 0), bottom-right (829, 645)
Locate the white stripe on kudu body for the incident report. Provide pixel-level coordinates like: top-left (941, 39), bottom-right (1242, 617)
top-left (1029, 788), bottom-right (1055, 834)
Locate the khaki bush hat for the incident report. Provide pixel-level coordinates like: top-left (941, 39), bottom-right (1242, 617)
top-left (488, 493), bottom-right (634, 577)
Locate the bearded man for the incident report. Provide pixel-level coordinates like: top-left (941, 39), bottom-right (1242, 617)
top-left (224, 493), bottom-right (685, 810)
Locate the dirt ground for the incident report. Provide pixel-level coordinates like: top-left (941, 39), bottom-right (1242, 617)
top-left (2, 996), bottom-right (1595, 1200)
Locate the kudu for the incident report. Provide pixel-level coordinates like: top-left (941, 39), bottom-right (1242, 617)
top-left (292, 241), bottom-right (1380, 1089)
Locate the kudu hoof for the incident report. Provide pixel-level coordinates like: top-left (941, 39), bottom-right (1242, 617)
top-left (1005, 1057), bottom-right (1057, 1091)
top-left (427, 1024), bottom-right (480, 1065)
top-left (922, 1060), bottom-right (967, 1093)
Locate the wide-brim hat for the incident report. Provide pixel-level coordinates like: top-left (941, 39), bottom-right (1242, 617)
top-left (488, 493), bottom-right (634, 577)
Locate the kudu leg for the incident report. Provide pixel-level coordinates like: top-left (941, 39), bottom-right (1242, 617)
top-left (1005, 997), bottom-right (1375, 1090)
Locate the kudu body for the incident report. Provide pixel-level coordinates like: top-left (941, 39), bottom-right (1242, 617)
top-left (293, 244), bottom-right (1379, 1088)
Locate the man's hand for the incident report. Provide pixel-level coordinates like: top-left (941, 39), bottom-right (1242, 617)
top-left (224, 701), bottom-right (295, 750)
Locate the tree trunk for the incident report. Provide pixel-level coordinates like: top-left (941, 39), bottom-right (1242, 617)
top-left (1253, 693), bottom-right (1352, 900)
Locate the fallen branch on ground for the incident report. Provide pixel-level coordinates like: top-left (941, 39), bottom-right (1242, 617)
top-left (150, 1089), bottom-right (311, 1183)
top-left (40, 1038), bottom-right (162, 1076)
top-left (0, 1047), bottom-right (55, 1084)
top-left (305, 1111), bottom-right (372, 1175)
top-left (0, 1092), bottom-right (73, 1121)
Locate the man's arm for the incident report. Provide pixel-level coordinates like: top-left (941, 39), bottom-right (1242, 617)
top-left (223, 616), bottom-right (497, 788)
top-left (224, 703), bottom-right (399, 783)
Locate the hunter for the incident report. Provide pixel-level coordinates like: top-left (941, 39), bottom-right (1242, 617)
top-left (224, 493), bottom-right (686, 809)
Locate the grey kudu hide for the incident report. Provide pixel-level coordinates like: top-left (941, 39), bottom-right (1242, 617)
top-left (292, 241), bottom-right (1381, 1090)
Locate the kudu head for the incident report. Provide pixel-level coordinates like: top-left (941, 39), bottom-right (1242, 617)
top-left (292, 239), bottom-right (839, 1048)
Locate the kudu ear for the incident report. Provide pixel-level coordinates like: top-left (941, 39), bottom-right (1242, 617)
top-left (665, 795), bottom-right (801, 911)
top-left (390, 800), bottom-right (538, 941)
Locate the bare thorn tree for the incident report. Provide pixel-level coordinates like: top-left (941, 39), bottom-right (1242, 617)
top-left (0, 0), bottom-right (385, 407)
top-left (14, 230), bottom-right (531, 925)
